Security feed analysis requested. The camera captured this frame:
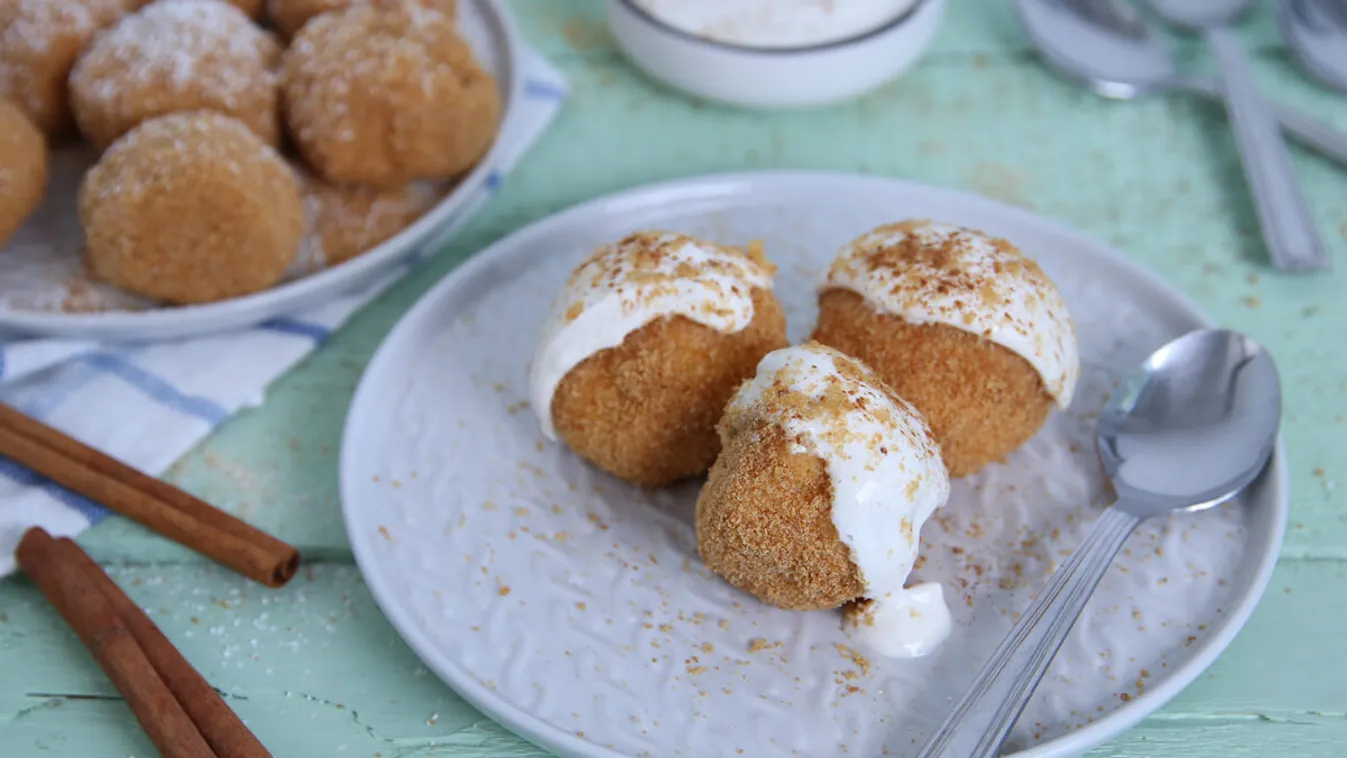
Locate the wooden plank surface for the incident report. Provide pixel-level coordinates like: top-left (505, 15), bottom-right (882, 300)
top-left (3, 1), bottom-right (1345, 755)
top-left (3, 560), bottom-right (1343, 756)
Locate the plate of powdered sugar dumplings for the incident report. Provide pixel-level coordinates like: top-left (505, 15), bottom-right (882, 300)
top-left (340, 171), bottom-right (1286, 758)
top-left (0, 0), bottom-right (517, 339)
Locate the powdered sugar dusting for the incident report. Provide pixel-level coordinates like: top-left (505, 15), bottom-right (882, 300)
top-left (0, 0), bottom-right (124, 123)
top-left (83, 111), bottom-right (295, 208)
top-left (1, 2), bottom-right (97, 58)
top-left (78, 0), bottom-right (276, 101)
top-left (286, 7), bottom-right (451, 119)
top-left (290, 174), bottom-right (446, 277)
top-left (267, 0), bottom-right (459, 38)
top-left (70, 0), bottom-right (280, 142)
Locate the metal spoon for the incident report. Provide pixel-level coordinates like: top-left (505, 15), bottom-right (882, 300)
top-left (915, 328), bottom-right (1282, 758)
top-left (1015, 0), bottom-right (1347, 169)
top-left (1280, 0), bottom-right (1347, 92)
top-left (1146, 0), bottom-right (1329, 272)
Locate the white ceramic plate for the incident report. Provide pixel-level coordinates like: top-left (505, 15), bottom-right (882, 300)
top-left (340, 172), bottom-right (1287, 758)
top-left (0, 0), bottom-right (520, 341)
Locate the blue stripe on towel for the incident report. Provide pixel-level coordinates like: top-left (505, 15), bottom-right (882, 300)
top-left (260, 317), bottom-right (331, 343)
top-left (0, 457), bottom-right (109, 523)
top-left (524, 78), bottom-right (568, 100)
top-left (81, 352), bottom-right (229, 426)
top-left (19, 362), bottom-right (101, 421)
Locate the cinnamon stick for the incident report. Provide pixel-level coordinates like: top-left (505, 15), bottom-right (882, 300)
top-left (16, 527), bottom-right (215, 758)
top-left (0, 403), bottom-right (299, 587)
top-left (57, 537), bottom-right (272, 758)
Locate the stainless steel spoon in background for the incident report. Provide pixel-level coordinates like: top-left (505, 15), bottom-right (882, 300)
top-left (1015, 0), bottom-right (1347, 169)
top-left (1280, 0), bottom-right (1347, 92)
top-left (915, 328), bottom-right (1282, 758)
top-left (1146, 0), bottom-right (1330, 272)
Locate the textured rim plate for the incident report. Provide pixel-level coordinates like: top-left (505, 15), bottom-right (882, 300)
top-left (0, 0), bottom-right (520, 341)
top-left (340, 171), bottom-right (1288, 758)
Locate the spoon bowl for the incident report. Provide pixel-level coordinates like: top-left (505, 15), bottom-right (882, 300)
top-left (1280, 0), bottom-right (1347, 93)
top-left (1016, 0), bottom-right (1181, 99)
top-left (1101, 329), bottom-right (1281, 515)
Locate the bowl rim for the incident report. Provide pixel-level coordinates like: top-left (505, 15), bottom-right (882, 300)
top-left (611, 0), bottom-right (932, 56)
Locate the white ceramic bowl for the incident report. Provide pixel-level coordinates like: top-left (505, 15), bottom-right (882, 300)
top-left (605, 0), bottom-right (947, 108)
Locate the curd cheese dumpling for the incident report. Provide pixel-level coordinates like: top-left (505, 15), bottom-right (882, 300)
top-left (267, 0), bottom-right (457, 38)
top-left (295, 170), bottom-right (442, 268)
top-left (811, 220), bottom-right (1079, 477)
top-left (79, 111), bottom-right (303, 304)
top-left (0, 0), bottom-right (128, 137)
top-left (529, 231), bottom-right (788, 488)
top-left (696, 341), bottom-right (952, 658)
top-left (0, 98), bottom-right (49, 247)
top-left (69, 0), bottom-right (282, 150)
top-left (281, 3), bottom-right (499, 187)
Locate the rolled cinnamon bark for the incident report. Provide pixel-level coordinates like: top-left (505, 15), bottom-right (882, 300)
top-left (15, 527), bottom-right (215, 758)
top-left (0, 403), bottom-right (299, 587)
top-left (58, 537), bottom-right (272, 758)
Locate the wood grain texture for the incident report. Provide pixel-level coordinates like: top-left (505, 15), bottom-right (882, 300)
top-left (3, 0), bottom-right (1345, 755)
top-left (1, 561), bottom-right (1343, 756)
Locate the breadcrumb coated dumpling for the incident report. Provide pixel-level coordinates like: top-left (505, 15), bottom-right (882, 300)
top-left (295, 171), bottom-right (443, 269)
top-left (530, 231), bottom-right (789, 487)
top-left (0, 0), bottom-right (128, 136)
top-left (79, 111), bottom-right (303, 304)
top-left (69, 0), bottom-right (281, 150)
top-left (698, 418), bottom-right (864, 611)
top-left (811, 220), bottom-right (1079, 477)
top-left (697, 342), bottom-right (953, 658)
top-left (267, 0), bottom-right (457, 38)
top-left (0, 99), bottom-right (49, 247)
top-left (282, 3), bottom-right (500, 187)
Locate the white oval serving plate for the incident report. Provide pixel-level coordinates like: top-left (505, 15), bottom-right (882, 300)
top-left (0, 0), bottom-right (521, 342)
top-left (340, 171), bottom-right (1287, 758)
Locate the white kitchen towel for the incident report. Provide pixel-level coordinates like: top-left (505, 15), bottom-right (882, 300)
top-left (0, 47), bottom-right (568, 576)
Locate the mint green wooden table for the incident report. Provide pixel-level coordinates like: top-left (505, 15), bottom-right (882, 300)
top-left (3, 2), bottom-right (1345, 755)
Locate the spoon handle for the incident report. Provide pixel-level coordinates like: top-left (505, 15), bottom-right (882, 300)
top-left (1182, 78), bottom-right (1347, 168)
top-left (1204, 27), bottom-right (1331, 273)
top-left (914, 506), bottom-right (1141, 758)
top-left (1268, 100), bottom-right (1347, 170)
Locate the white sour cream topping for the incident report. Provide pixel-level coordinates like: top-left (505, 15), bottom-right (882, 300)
top-left (725, 342), bottom-right (953, 658)
top-left (823, 220), bottom-right (1080, 408)
top-left (529, 231), bottom-right (775, 440)
top-left (632, 0), bottom-right (920, 49)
